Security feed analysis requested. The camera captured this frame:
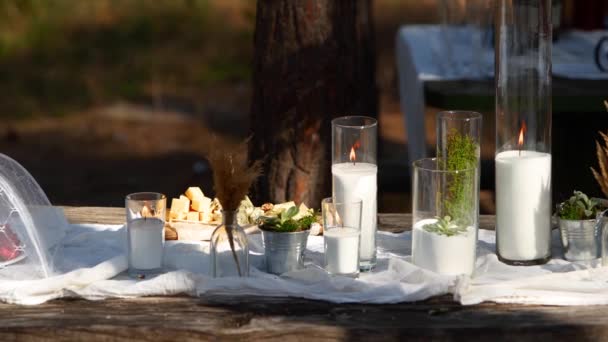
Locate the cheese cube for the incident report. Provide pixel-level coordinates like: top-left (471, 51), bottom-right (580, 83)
top-left (170, 197), bottom-right (190, 219)
top-left (185, 187), bottom-right (205, 201)
top-left (191, 196), bottom-right (212, 212)
top-left (200, 211), bottom-right (212, 223)
top-left (186, 211), bottom-right (200, 221)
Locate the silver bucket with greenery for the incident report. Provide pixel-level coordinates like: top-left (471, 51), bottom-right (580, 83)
top-left (557, 191), bottom-right (604, 261)
top-left (259, 203), bottom-right (316, 275)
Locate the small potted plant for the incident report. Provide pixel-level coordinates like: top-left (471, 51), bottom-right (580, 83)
top-left (557, 191), bottom-right (604, 261)
top-left (258, 203), bottom-right (316, 275)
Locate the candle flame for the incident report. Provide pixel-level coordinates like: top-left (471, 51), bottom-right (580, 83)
top-left (141, 203), bottom-right (153, 218)
top-left (518, 122), bottom-right (526, 148)
top-left (349, 141), bottom-right (360, 164)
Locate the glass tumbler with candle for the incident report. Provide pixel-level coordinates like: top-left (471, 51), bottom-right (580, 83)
top-left (332, 116), bottom-right (378, 272)
top-left (495, 0), bottom-right (552, 265)
top-left (412, 158), bottom-right (478, 276)
top-left (125, 192), bottom-right (166, 278)
top-left (322, 197), bottom-right (362, 278)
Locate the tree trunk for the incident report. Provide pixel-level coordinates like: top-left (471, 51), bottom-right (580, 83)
top-left (250, 0), bottom-right (377, 206)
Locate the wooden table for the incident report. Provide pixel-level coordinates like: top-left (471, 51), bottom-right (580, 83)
top-left (1, 207), bottom-right (606, 341)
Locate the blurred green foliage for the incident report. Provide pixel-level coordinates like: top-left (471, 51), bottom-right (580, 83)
top-left (0, 0), bottom-right (254, 118)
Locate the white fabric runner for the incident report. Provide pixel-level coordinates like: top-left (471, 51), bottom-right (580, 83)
top-left (2, 223), bottom-right (608, 306)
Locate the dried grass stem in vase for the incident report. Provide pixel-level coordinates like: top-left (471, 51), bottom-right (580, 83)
top-left (592, 101), bottom-right (608, 198)
top-left (206, 137), bottom-right (262, 277)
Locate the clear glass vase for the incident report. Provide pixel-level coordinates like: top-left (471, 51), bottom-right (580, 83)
top-left (495, 0), bottom-right (552, 265)
top-left (412, 158), bottom-right (479, 276)
top-left (210, 211), bottom-right (249, 277)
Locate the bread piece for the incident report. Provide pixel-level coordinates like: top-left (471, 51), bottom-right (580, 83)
top-left (185, 187), bottom-right (205, 201)
top-left (186, 211), bottom-right (200, 222)
top-left (192, 196), bottom-right (212, 212)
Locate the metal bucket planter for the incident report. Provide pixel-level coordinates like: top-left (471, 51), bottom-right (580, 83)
top-left (261, 230), bottom-right (309, 275)
top-left (559, 218), bottom-right (601, 261)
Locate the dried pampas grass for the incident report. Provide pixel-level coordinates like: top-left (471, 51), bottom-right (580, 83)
top-left (204, 136), bottom-right (262, 211)
top-left (591, 101), bottom-right (608, 197)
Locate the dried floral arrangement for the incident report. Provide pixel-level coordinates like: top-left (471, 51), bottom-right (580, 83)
top-left (205, 137), bottom-right (262, 212)
top-left (591, 100), bottom-right (608, 197)
top-left (204, 136), bottom-right (261, 276)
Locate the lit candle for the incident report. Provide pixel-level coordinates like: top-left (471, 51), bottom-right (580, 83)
top-left (495, 125), bottom-right (552, 262)
top-left (332, 116), bottom-right (378, 271)
top-left (128, 217), bottom-right (165, 270)
top-left (324, 227), bottom-right (360, 275)
top-left (332, 146), bottom-right (377, 269)
top-left (126, 193), bottom-right (167, 277)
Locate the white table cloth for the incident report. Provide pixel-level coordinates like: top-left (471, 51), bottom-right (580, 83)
top-left (2, 222), bottom-right (608, 306)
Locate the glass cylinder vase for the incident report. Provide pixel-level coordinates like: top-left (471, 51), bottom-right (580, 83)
top-left (331, 116), bottom-right (377, 272)
top-left (210, 211), bottom-right (249, 277)
top-left (412, 158), bottom-right (478, 276)
top-left (495, 0), bottom-right (552, 265)
top-left (437, 111), bottom-right (482, 229)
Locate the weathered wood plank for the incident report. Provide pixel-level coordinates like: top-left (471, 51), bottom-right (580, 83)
top-left (0, 296), bottom-right (607, 341)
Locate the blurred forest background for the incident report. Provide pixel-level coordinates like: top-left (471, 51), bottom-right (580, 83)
top-left (0, 0), bottom-right (441, 210)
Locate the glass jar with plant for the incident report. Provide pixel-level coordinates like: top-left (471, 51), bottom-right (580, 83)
top-left (557, 191), bottom-right (604, 261)
top-left (411, 158), bottom-right (479, 276)
top-left (436, 111), bottom-right (481, 228)
top-left (259, 203), bottom-right (316, 275)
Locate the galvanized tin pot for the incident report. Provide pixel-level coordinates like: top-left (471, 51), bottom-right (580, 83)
top-left (559, 218), bottom-right (601, 261)
top-left (261, 230), bottom-right (309, 275)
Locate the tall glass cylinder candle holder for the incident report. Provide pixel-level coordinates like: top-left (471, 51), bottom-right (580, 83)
top-left (332, 116), bottom-right (378, 272)
top-left (412, 158), bottom-right (478, 276)
top-left (125, 192), bottom-right (166, 278)
top-left (495, 0), bottom-right (552, 265)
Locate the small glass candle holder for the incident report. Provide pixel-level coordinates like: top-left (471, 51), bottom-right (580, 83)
top-left (412, 158), bottom-right (478, 276)
top-left (125, 192), bottom-right (166, 278)
top-left (332, 116), bottom-right (377, 272)
top-left (322, 197), bottom-right (362, 278)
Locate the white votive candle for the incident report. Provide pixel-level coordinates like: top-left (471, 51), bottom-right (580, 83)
top-left (495, 150), bottom-right (552, 261)
top-left (128, 217), bottom-right (165, 270)
top-left (324, 227), bottom-right (360, 275)
top-left (332, 162), bottom-right (377, 267)
top-left (412, 219), bottom-right (477, 276)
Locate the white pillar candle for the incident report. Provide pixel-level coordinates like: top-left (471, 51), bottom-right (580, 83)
top-left (324, 227), bottom-right (360, 275)
top-left (332, 163), bottom-right (377, 266)
top-left (412, 219), bottom-right (477, 275)
top-left (128, 218), bottom-right (165, 270)
top-left (495, 150), bottom-right (552, 261)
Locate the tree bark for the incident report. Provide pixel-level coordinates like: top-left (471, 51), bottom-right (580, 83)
top-left (250, 0), bottom-right (377, 205)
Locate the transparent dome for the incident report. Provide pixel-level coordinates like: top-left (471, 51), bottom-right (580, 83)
top-left (0, 154), bottom-right (67, 280)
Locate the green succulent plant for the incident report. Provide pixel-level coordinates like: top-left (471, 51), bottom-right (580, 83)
top-left (557, 191), bottom-right (601, 220)
top-left (423, 216), bottom-right (469, 237)
top-left (259, 206), bottom-right (316, 233)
